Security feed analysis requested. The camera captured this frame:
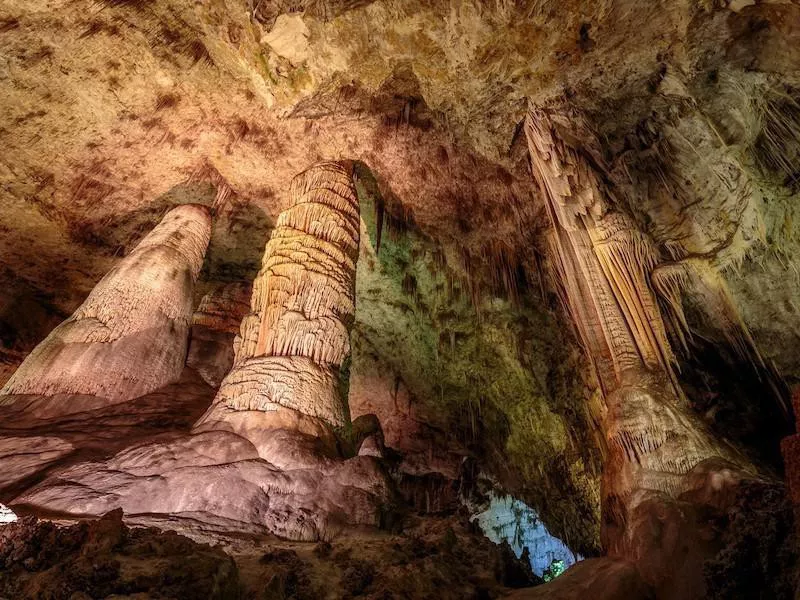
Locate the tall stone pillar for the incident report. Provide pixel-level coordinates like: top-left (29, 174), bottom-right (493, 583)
top-left (525, 106), bottom-right (753, 595)
top-left (0, 204), bottom-right (212, 414)
top-left (194, 161), bottom-right (360, 452)
top-left (12, 163), bottom-right (389, 541)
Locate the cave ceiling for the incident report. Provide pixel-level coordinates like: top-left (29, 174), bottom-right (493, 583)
top-left (3, 0), bottom-right (798, 323)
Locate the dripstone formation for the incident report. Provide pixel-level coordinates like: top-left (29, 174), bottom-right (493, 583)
top-left (1, 2), bottom-right (799, 595)
top-left (9, 162), bottom-right (389, 542)
top-left (195, 161), bottom-right (361, 445)
top-left (1, 204), bottom-right (211, 412)
top-left (0, 204), bottom-right (212, 494)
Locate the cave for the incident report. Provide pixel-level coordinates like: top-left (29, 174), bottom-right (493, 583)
top-left (0, 1), bottom-right (799, 598)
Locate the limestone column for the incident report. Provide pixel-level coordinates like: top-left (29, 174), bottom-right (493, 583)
top-left (194, 161), bottom-right (360, 451)
top-left (0, 204), bottom-right (212, 414)
top-left (524, 106), bottom-right (751, 572)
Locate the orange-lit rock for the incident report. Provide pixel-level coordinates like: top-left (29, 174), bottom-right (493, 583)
top-left (13, 163), bottom-right (390, 542)
top-left (195, 161), bottom-right (361, 448)
top-left (525, 106), bottom-right (760, 598)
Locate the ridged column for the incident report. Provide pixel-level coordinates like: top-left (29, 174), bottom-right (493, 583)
top-left (195, 161), bottom-right (359, 442)
top-left (524, 106), bottom-right (748, 555)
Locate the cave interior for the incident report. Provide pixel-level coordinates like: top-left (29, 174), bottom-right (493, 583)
top-left (0, 0), bottom-right (800, 598)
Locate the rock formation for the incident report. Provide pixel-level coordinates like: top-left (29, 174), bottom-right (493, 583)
top-left (186, 281), bottom-right (252, 387)
top-left (0, 204), bottom-right (212, 414)
top-left (194, 161), bottom-right (361, 449)
top-left (11, 162), bottom-right (390, 542)
top-left (1, 1), bottom-right (799, 595)
top-left (0, 509), bottom-right (240, 600)
top-left (0, 204), bottom-right (213, 495)
top-left (525, 105), bottom-right (759, 596)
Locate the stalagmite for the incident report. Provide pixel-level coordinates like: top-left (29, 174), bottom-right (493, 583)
top-left (195, 161), bottom-right (360, 447)
top-left (0, 204), bottom-right (213, 494)
top-left (525, 105), bottom-right (755, 596)
top-left (12, 162), bottom-right (389, 542)
top-left (0, 205), bottom-right (212, 415)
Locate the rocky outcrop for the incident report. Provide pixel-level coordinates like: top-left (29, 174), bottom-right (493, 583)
top-left (524, 105), bottom-right (759, 597)
top-left (0, 509), bottom-right (240, 600)
top-left (0, 204), bottom-right (212, 415)
top-left (13, 162), bottom-right (390, 542)
top-left (186, 281), bottom-right (251, 387)
top-left (506, 558), bottom-right (652, 600)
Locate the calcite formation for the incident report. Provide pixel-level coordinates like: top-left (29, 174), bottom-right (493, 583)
top-left (0, 205), bottom-right (213, 495)
top-left (193, 161), bottom-right (361, 457)
top-left (197, 161), bottom-right (359, 440)
top-left (524, 105), bottom-right (756, 593)
top-left (0, 205), bottom-right (211, 414)
top-left (12, 162), bottom-right (389, 542)
top-left (1, 0), bottom-right (799, 594)
top-left (186, 281), bottom-right (252, 387)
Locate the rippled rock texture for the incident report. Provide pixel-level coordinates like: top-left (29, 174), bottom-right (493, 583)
top-left (11, 162), bottom-right (390, 542)
top-left (0, 204), bottom-right (211, 410)
top-left (0, 204), bottom-right (213, 496)
top-left (1, 1), bottom-right (799, 597)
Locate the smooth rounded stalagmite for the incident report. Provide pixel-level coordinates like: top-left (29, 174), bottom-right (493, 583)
top-left (0, 204), bottom-right (212, 414)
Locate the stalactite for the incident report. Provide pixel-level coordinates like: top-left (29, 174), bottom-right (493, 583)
top-left (525, 106), bottom-right (673, 392)
top-left (524, 105), bottom-right (754, 569)
top-left (652, 257), bottom-right (791, 418)
top-left (0, 204), bottom-right (211, 408)
top-left (650, 262), bottom-right (692, 354)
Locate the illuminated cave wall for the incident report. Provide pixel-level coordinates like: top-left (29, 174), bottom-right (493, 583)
top-left (473, 493), bottom-right (582, 578)
top-left (348, 164), bottom-right (604, 555)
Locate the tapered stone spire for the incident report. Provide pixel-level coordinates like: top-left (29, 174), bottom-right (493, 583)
top-left (0, 204), bottom-right (212, 412)
top-left (195, 161), bottom-right (360, 447)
